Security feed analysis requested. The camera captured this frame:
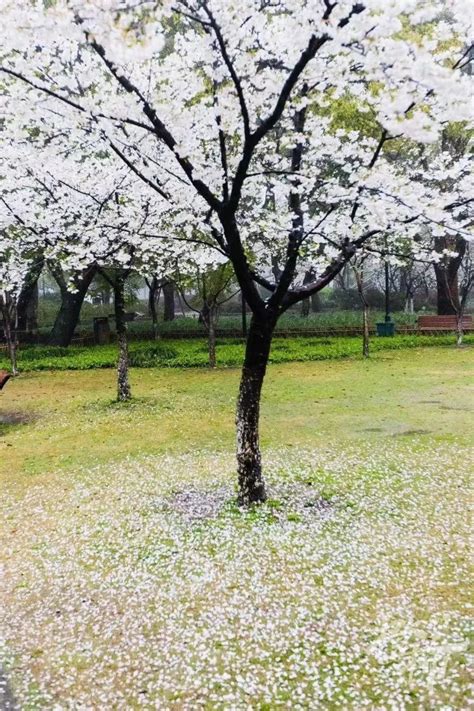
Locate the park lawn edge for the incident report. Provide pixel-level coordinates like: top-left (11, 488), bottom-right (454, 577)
top-left (1, 333), bottom-right (472, 372)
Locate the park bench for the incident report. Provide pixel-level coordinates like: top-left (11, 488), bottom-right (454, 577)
top-left (0, 370), bottom-right (11, 390)
top-left (417, 315), bottom-right (473, 331)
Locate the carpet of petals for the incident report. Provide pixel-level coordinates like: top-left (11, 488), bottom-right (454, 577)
top-left (1, 441), bottom-right (472, 709)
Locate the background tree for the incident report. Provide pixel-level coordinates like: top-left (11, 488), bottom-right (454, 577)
top-left (48, 263), bottom-right (98, 346)
top-left (98, 267), bottom-right (132, 401)
top-left (0, 229), bottom-right (35, 375)
top-left (144, 275), bottom-right (162, 339)
top-left (433, 235), bottom-right (467, 315)
top-left (351, 252), bottom-right (372, 358)
top-left (16, 258), bottom-right (43, 337)
top-left (435, 241), bottom-right (473, 345)
top-left (162, 281), bottom-right (176, 322)
top-left (177, 261), bottom-right (237, 368)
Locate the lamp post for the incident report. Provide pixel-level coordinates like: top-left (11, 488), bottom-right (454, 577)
top-left (384, 260), bottom-right (391, 323)
top-left (376, 257), bottom-right (395, 336)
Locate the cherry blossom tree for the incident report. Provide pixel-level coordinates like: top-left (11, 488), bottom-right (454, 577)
top-left (0, 134), bottom-right (176, 399)
top-left (1, 0), bottom-right (473, 503)
top-left (0, 228), bottom-right (35, 375)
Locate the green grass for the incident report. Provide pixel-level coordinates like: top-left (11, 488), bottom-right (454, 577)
top-left (1, 348), bottom-right (473, 708)
top-left (1, 346), bottom-right (472, 481)
top-left (2, 333), bottom-right (472, 372)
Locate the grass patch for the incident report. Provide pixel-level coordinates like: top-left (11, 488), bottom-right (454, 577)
top-left (0, 348), bottom-right (472, 708)
top-left (2, 333), bottom-right (471, 372)
top-left (1, 347), bottom-right (472, 480)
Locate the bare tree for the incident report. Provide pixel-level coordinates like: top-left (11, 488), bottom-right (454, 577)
top-left (177, 263), bottom-right (236, 368)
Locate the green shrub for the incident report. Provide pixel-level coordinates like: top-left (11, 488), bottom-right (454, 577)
top-left (1, 333), bottom-right (471, 373)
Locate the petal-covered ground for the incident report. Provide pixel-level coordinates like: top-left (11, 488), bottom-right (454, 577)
top-left (0, 348), bottom-right (472, 709)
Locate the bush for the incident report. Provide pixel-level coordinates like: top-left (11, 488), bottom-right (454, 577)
top-left (2, 334), bottom-right (471, 373)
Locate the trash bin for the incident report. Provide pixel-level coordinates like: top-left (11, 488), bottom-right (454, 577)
top-left (376, 321), bottom-right (395, 336)
top-left (93, 317), bottom-right (111, 344)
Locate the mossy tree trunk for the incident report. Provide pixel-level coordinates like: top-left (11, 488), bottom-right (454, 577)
top-left (236, 315), bottom-right (275, 505)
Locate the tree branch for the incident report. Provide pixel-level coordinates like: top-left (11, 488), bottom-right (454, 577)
top-left (84, 32), bottom-right (222, 212)
top-left (107, 138), bottom-right (171, 201)
top-left (0, 66), bottom-right (156, 135)
top-left (282, 228), bottom-right (382, 308)
top-left (200, 0), bottom-right (251, 139)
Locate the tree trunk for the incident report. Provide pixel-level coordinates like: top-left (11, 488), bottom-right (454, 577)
top-left (199, 302), bottom-right (210, 326)
top-left (353, 265), bottom-right (370, 358)
top-left (362, 304), bottom-right (370, 358)
top-left (236, 315), bottom-right (274, 506)
top-left (300, 270), bottom-right (313, 317)
top-left (17, 262), bottom-right (42, 336)
top-left (434, 264), bottom-right (460, 315)
top-left (404, 293), bottom-right (414, 314)
top-left (311, 292), bottom-right (322, 313)
top-left (434, 236), bottom-right (466, 315)
top-left (147, 278), bottom-right (160, 340)
top-left (114, 275), bottom-right (131, 402)
top-left (456, 315), bottom-right (464, 347)
top-left (7, 334), bottom-right (18, 377)
top-left (207, 307), bottom-right (217, 368)
top-left (49, 266), bottom-right (96, 346)
top-left (1, 303), bottom-right (19, 376)
top-left (163, 281), bottom-right (175, 321)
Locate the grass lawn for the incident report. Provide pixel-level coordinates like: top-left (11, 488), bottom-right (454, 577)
top-left (1, 347), bottom-right (473, 708)
top-left (2, 333), bottom-right (472, 373)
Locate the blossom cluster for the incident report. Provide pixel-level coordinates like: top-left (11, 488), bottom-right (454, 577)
top-left (0, 0), bottom-right (472, 297)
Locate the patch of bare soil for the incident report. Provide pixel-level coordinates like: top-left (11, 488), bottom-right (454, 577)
top-left (0, 410), bottom-right (36, 428)
top-left (170, 486), bottom-right (231, 522)
top-left (168, 482), bottom-right (334, 524)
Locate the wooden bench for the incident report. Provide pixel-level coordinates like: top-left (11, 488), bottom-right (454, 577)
top-left (0, 370), bottom-right (11, 390)
top-left (418, 315), bottom-right (473, 331)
